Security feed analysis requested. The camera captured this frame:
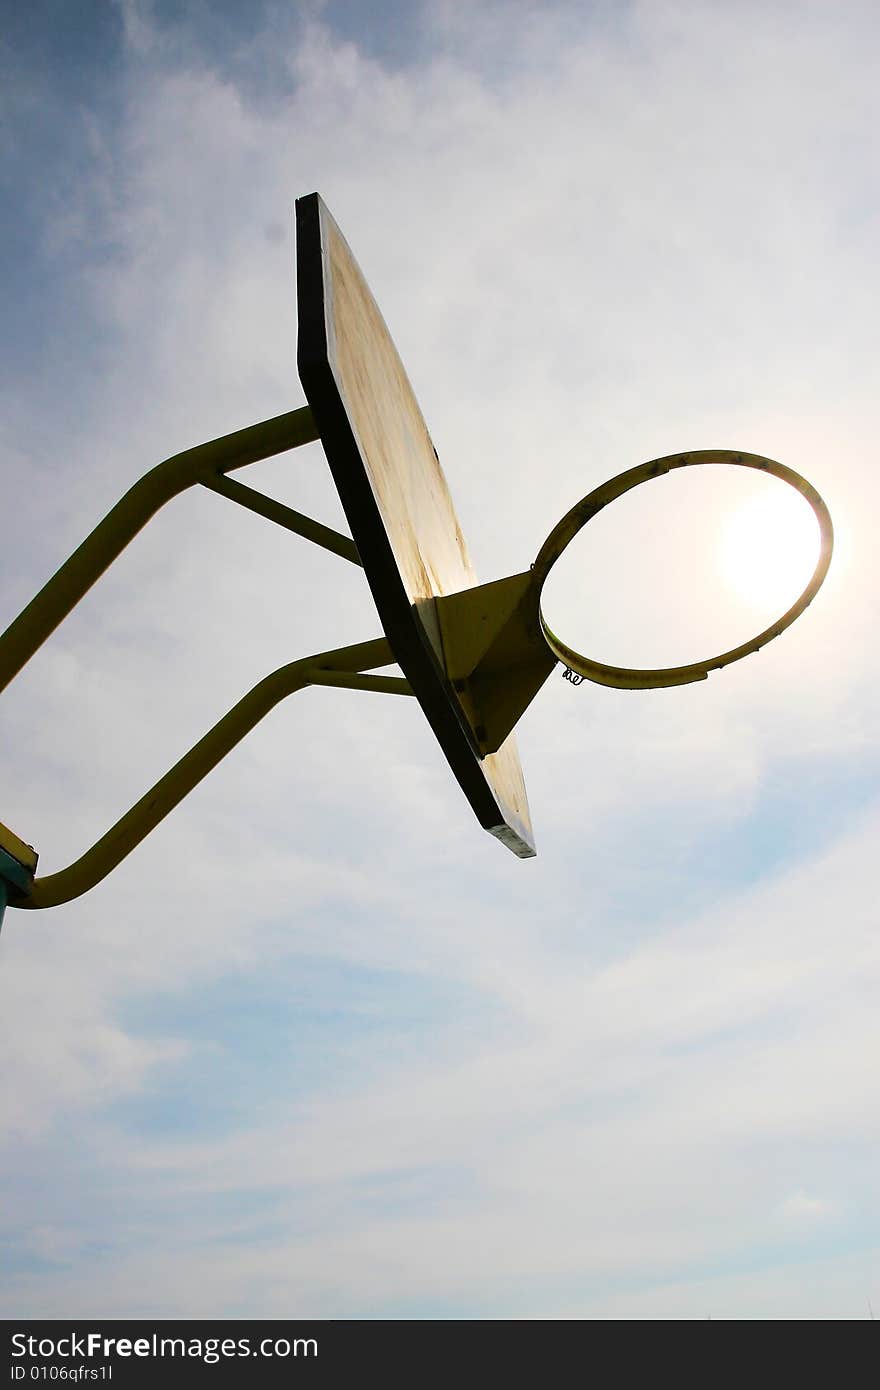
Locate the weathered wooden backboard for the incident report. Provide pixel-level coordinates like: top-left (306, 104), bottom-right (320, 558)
top-left (295, 193), bottom-right (535, 856)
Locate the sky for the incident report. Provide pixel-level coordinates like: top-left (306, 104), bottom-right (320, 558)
top-left (0, 0), bottom-right (877, 1320)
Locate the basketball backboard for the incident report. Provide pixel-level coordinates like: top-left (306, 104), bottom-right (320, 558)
top-left (295, 192), bottom-right (536, 857)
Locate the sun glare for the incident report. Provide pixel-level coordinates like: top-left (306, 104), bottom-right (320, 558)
top-left (717, 487), bottom-right (821, 615)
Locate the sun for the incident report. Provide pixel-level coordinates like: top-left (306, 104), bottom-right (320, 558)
top-left (717, 484), bottom-right (821, 615)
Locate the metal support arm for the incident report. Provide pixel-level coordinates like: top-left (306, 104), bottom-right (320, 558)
top-left (10, 637), bottom-right (411, 912)
top-left (0, 405), bottom-right (403, 921)
top-left (0, 405), bottom-right (322, 694)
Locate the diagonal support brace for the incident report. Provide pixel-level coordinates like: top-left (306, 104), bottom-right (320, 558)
top-left (200, 471), bottom-right (361, 566)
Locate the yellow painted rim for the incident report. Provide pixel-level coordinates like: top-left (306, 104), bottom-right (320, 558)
top-left (532, 450), bottom-right (834, 689)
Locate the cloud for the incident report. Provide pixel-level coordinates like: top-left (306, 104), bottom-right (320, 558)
top-left (778, 1191), bottom-right (836, 1226)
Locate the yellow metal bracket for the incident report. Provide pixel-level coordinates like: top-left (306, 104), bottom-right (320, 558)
top-left (434, 571), bottom-right (556, 756)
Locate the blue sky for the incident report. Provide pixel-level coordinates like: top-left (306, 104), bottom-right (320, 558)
top-left (1, 0), bottom-right (878, 1319)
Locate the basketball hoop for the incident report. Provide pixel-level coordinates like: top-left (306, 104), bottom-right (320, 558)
top-left (0, 190), bottom-right (839, 923)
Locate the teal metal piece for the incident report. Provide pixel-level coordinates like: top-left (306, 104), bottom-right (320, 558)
top-left (0, 843), bottom-right (34, 896)
top-left (0, 842), bottom-right (35, 933)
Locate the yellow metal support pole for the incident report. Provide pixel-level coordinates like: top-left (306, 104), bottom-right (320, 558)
top-left (12, 637), bottom-right (411, 912)
top-left (0, 406), bottom-right (319, 695)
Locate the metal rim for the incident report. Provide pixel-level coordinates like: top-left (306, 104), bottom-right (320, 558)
top-left (532, 450), bottom-right (834, 690)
